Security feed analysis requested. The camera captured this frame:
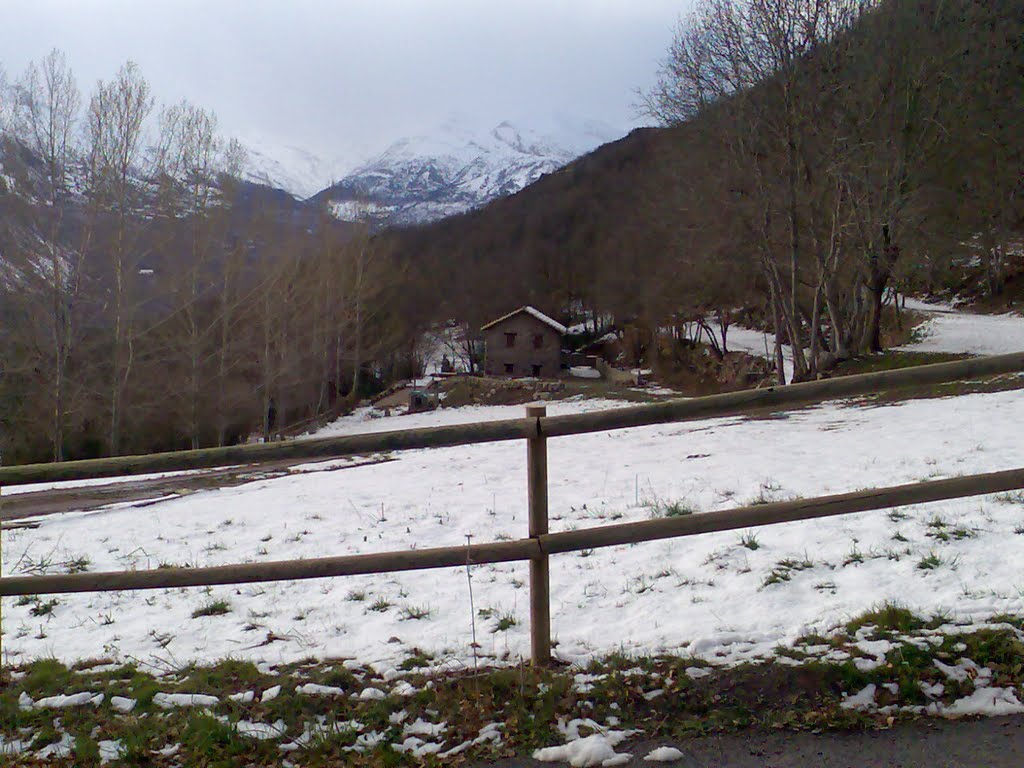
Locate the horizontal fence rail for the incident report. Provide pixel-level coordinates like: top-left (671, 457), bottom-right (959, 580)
top-left (3, 351), bottom-right (1024, 666)
top-left (4, 466), bottom-right (1024, 598)
top-left (2, 351), bottom-right (1023, 487)
top-left (538, 351), bottom-right (1024, 438)
top-left (541, 466), bottom-right (1024, 554)
top-left (0, 539), bottom-right (540, 596)
top-left (0, 418), bottom-right (539, 487)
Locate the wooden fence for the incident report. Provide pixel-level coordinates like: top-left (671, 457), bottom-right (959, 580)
top-left (2, 352), bottom-right (1024, 665)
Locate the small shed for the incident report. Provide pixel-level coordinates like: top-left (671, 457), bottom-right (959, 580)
top-left (480, 306), bottom-right (566, 378)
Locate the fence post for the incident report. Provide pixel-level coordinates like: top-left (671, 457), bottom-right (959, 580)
top-left (1, 473), bottom-right (4, 664)
top-left (526, 405), bottom-right (551, 665)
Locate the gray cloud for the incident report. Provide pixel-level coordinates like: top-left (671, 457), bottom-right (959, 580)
top-left (3, 0), bottom-right (688, 159)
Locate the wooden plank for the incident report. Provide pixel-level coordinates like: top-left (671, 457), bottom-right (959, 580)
top-left (539, 352), bottom-right (1024, 438)
top-left (0, 539), bottom-right (540, 597)
top-left (0, 417), bottom-right (536, 487)
top-left (1, 478), bottom-right (4, 660)
top-left (4, 467), bottom-right (1022, 599)
top-left (541, 467), bottom-right (1024, 553)
top-left (526, 405), bottom-right (551, 665)
top-left (2, 353), bottom-right (1021, 488)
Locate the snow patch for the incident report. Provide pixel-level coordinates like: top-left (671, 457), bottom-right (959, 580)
top-left (645, 746), bottom-right (686, 761)
top-left (533, 718), bottom-right (639, 767)
top-left (840, 684), bottom-right (877, 711)
top-left (236, 719), bottom-right (288, 740)
top-left (295, 683), bottom-right (346, 696)
top-left (944, 687), bottom-right (1024, 717)
top-left (110, 696), bottom-right (136, 712)
top-left (261, 685), bottom-right (281, 702)
top-left (152, 692), bottom-right (219, 709)
top-left (33, 692), bottom-right (104, 709)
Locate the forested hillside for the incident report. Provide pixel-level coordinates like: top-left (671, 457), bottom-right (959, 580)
top-left (0, 58), bottom-right (415, 464)
top-left (384, 0), bottom-right (1023, 376)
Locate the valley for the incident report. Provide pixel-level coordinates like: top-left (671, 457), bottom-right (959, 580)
top-left (1, 0), bottom-right (1023, 764)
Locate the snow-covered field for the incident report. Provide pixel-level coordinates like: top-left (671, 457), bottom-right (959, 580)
top-left (4, 381), bottom-right (1024, 675)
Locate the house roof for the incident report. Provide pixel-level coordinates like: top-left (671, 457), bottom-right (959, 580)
top-left (480, 306), bottom-right (568, 334)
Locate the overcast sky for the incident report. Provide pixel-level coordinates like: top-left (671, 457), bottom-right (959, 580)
top-left (3, 0), bottom-right (688, 162)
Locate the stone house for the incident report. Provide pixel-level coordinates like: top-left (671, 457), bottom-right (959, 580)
top-left (480, 306), bottom-right (567, 377)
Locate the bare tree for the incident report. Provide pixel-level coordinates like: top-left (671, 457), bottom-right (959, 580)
top-left (334, 207), bottom-right (397, 404)
top-left (643, 1), bottom-right (972, 376)
top-left (214, 138), bottom-right (250, 446)
top-left (826, 1), bottom-right (966, 351)
top-left (12, 49), bottom-right (82, 460)
top-left (86, 60), bottom-right (154, 454)
top-left (153, 100), bottom-right (222, 448)
top-left (949, 1), bottom-right (1024, 299)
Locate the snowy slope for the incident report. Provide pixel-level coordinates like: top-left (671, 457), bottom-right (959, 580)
top-left (238, 135), bottom-right (370, 200)
top-left (317, 115), bottom-right (626, 225)
top-left (5, 389), bottom-right (1024, 673)
top-left (235, 115), bottom-right (624, 209)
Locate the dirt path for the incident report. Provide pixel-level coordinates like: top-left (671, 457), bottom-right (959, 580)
top-left (478, 715), bottom-right (1024, 767)
top-left (0, 455), bottom-right (395, 527)
top-left (897, 298), bottom-right (1024, 357)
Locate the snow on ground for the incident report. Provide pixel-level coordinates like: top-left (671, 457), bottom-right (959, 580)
top-left (305, 396), bottom-right (631, 440)
top-left (897, 298), bottom-right (1024, 356)
top-left (4, 468), bottom-right (234, 496)
top-left (3, 386), bottom-right (1024, 675)
top-left (726, 298), bottom-right (1024, 382)
top-left (725, 326), bottom-right (795, 383)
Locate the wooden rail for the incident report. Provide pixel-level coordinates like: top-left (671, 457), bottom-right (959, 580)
top-left (2, 351), bottom-right (1024, 665)
top-left (2, 351), bottom-right (1022, 487)
top-left (3, 466), bottom-right (1024, 599)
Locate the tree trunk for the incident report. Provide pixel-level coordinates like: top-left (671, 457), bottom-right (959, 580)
top-left (861, 281), bottom-right (885, 353)
top-left (859, 225), bottom-right (900, 354)
top-left (770, 285), bottom-right (787, 386)
top-left (808, 286), bottom-right (822, 378)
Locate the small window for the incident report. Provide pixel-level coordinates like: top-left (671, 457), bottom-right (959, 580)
top-left (505, 332), bottom-right (517, 348)
top-left (532, 334), bottom-right (544, 349)
top-left (504, 363), bottom-right (514, 374)
top-left (532, 364), bottom-right (542, 377)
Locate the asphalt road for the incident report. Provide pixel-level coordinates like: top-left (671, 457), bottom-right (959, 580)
top-left (476, 715), bottom-right (1024, 767)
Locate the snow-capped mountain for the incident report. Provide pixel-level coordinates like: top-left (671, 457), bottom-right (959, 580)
top-left (238, 136), bottom-right (369, 201)
top-left (313, 115), bottom-right (627, 226)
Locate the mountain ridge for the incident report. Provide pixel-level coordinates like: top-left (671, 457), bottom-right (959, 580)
top-left (242, 115), bottom-right (627, 225)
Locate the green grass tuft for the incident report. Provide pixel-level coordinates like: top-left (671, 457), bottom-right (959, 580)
top-left (191, 599), bottom-right (231, 618)
top-left (492, 612), bottom-right (518, 633)
top-left (739, 531), bottom-right (760, 550)
top-left (917, 551), bottom-right (945, 570)
top-left (846, 603), bottom-right (924, 634)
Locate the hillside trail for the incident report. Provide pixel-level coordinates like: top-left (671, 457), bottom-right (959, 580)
top-left (476, 714), bottom-right (1024, 767)
top-left (725, 296), bottom-right (1024, 382)
top-left (0, 455), bottom-right (394, 527)
top-left (895, 298), bottom-right (1024, 356)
